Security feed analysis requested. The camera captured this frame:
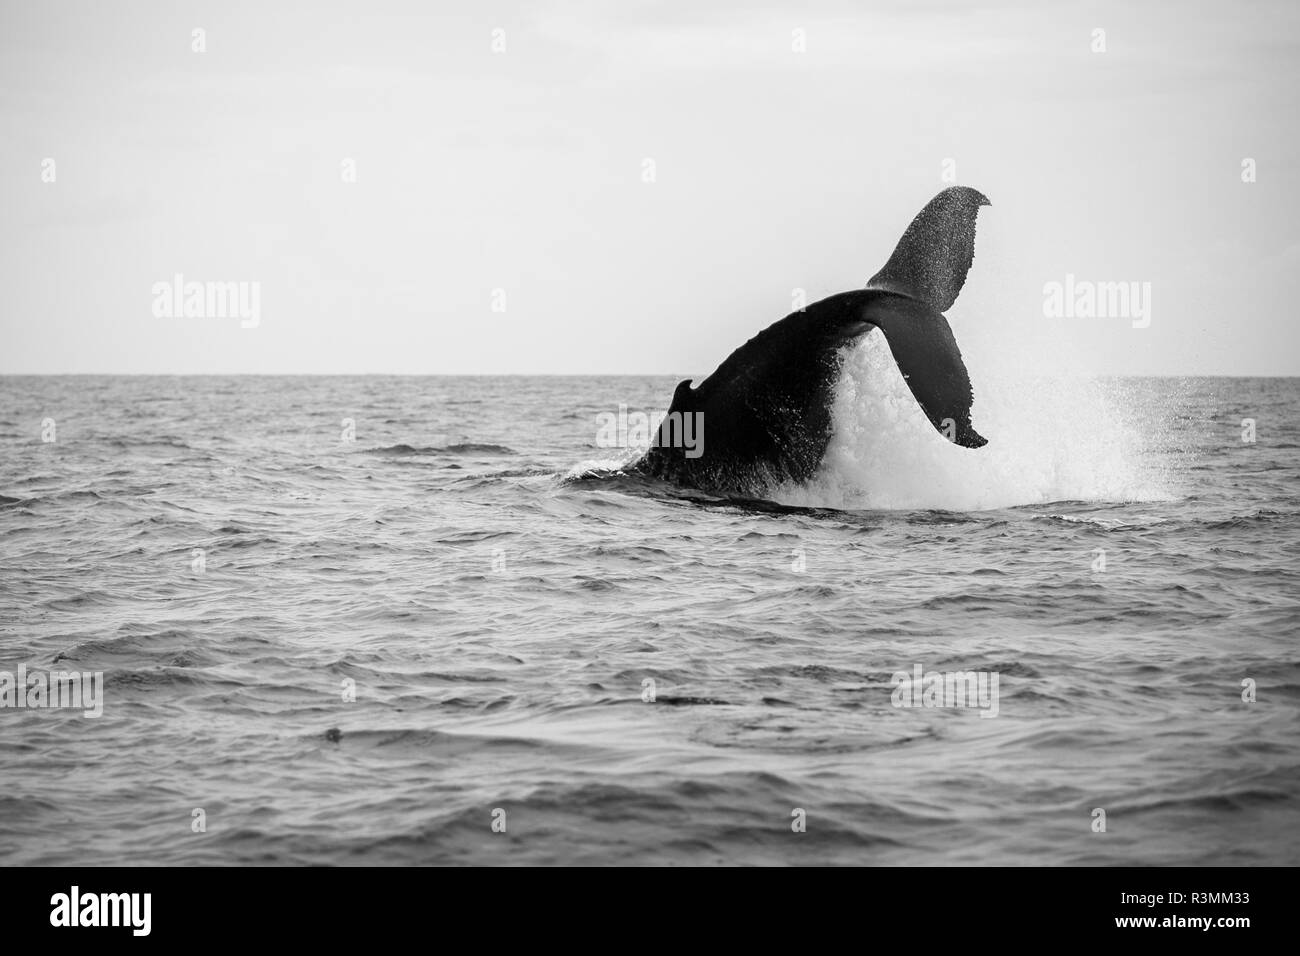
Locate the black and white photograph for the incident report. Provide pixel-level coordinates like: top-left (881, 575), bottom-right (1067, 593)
top-left (1, 0), bottom-right (1296, 912)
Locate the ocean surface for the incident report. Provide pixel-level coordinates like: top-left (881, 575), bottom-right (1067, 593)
top-left (2, 352), bottom-right (1298, 865)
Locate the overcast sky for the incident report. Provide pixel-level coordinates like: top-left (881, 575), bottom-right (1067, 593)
top-left (1, 0), bottom-right (1297, 375)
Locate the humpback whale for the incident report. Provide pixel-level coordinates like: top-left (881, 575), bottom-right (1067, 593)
top-left (635, 186), bottom-right (990, 497)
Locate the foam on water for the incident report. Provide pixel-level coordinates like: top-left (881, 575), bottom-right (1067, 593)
top-left (775, 330), bottom-right (1175, 511)
top-left (565, 450), bottom-right (642, 480)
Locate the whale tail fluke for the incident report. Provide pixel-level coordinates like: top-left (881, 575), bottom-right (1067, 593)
top-left (862, 294), bottom-right (986, 448)
top-left (638, 187), bottom-right (992, 495)
top-left (866, 186), bottom-right (990, 313)
top-left (862, 186), bottom-right (990, 448)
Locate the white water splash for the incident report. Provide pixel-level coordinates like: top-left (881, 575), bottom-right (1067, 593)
top-left (564, 450), bottom-right (642, 480)
top-left (773, 329), bottom-right (1173, 511)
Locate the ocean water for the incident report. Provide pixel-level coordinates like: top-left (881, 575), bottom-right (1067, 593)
top-left (2, 354), bottom-right (1298, 865)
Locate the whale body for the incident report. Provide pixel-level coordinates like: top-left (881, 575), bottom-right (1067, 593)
top-left (635, 186), bottom-right (991, 497)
